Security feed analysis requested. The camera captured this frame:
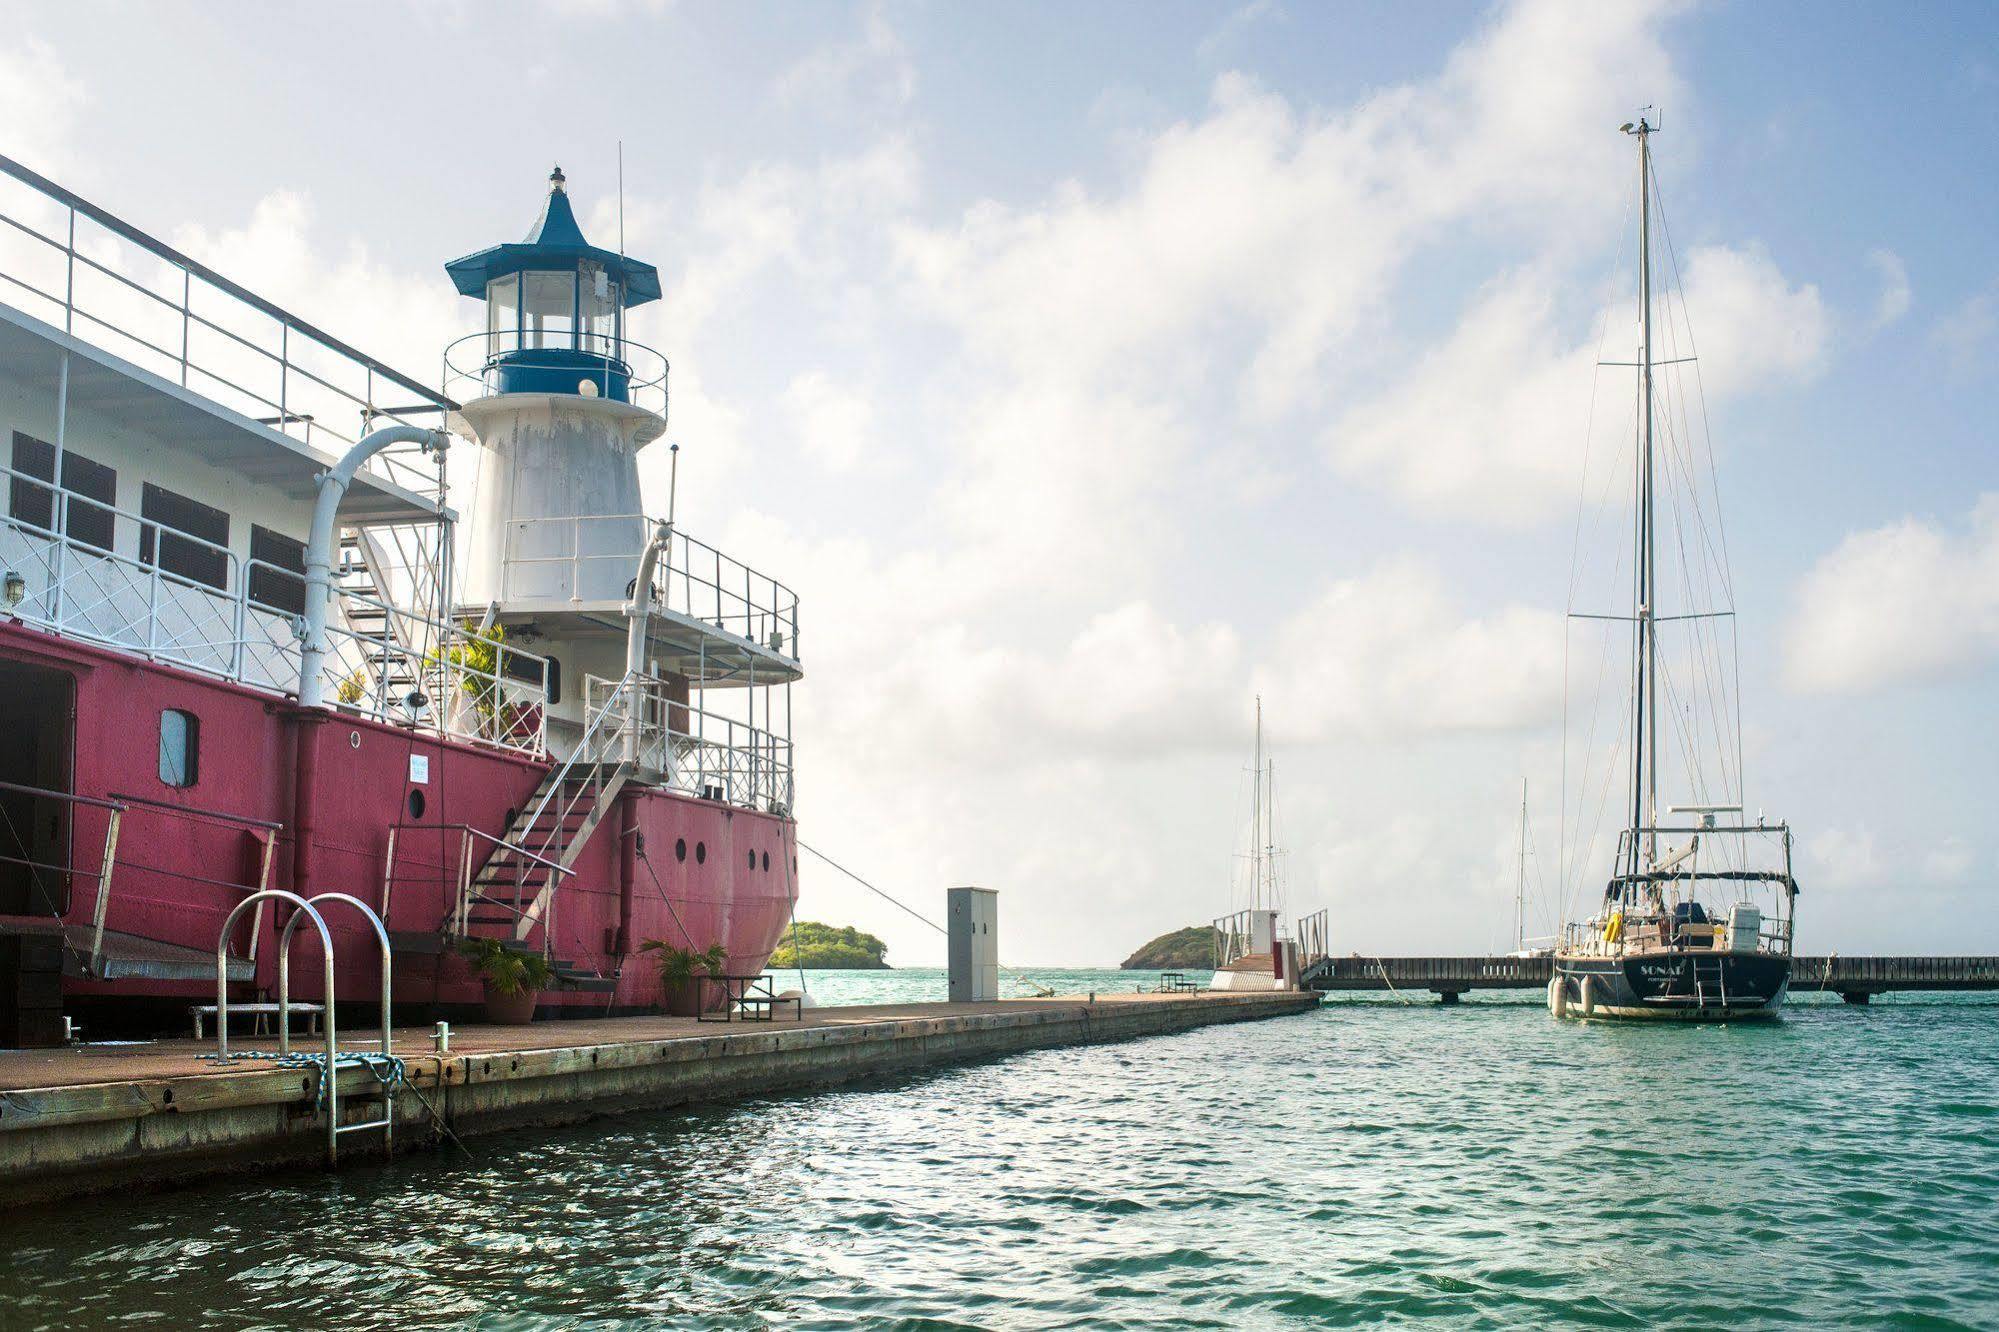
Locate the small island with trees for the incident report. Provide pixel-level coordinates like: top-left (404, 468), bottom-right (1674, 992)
top-left (1120, 925), bottom-right (1214, 970)
top-left (769, 921), bottom-right (892, 969)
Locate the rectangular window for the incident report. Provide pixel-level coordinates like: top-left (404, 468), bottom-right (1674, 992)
top-left (137, 482), bottom-right (229, 592)
top-left (9, 432), bottom-right (117, 551)
top-left (158, 708), bottom-right (199, 787)
top-left (486, 274), bottom-right (519, 355)
top-left (523, 270), bottom-right (575, 350)
top-left (579, 262), bottom-right (618, 351)
top-left (248, 524), bottom-right (306, 616)
top-left (502, 649), bottom-right (558, 705)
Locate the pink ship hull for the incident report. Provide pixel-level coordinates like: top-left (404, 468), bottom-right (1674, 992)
top-left (1, 620), bottom-right (796, 1023)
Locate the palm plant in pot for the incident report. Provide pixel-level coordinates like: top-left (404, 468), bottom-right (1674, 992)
top-left (641, 939), bottom-right (729, 1016)
top-left (458, 937), bottom-right (554, 1024)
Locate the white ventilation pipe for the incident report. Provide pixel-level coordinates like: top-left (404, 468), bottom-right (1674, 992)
top-left (624, 519), bottom-right (670, 678)
top-left (300, 426), bottom-right (448, 709)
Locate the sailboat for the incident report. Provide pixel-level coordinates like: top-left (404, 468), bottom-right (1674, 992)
top-left (1210, 698), bottom-right (1307, 991)
top-left (1550, 117), bottom-right (1800, 1021)
top-left (1508, 779), bottom-right (1552, 959)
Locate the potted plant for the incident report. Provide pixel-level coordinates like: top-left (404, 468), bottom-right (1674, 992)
top-left (458, 937), bottom-right (554, 1024)
top-left (640, 939), bottom-right (729, 1016)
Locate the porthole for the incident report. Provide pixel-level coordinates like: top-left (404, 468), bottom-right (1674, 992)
top-left (348, 730), bottom-right (361, 750)
top-left (695, 841), bottom-right (706, 865)
top-left (748, 849), bottom-right (756, 870)
top-left (762, 851), bottom-right (770, 872)
top-left (407, 789), bottom-right (426, 820)
top-left (675, 837), bottom-right (687, 863)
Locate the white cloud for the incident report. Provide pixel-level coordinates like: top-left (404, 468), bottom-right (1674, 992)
top-left (775, 4), bottom-right (916, 113)
top-left (1784, 494), bottom-right (1999, 694)
top-left (781, 370), bottom-right (876, 472)
top-left (172, 190), bottom-right (465, 389)
top-left (1933, 282), bottom-right (1997, 372)
top-left (1198, 0), bottom-right (1285, 61)
top-left (1868, 248), bottom-right (1910, 329)
top-left (1256, 562), bottom-right (1564, 739)
top-left (1328, 245), bottom-right (1827, 526)
top-left (1924, 836), bottom-right (1974, 885)
top-left (1804, 825), bottom-right (1881, 893)
top-left (0, 38), bottom-right (84, 172)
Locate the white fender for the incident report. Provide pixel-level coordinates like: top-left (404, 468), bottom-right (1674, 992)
top-left (1548, 976), bottom-right (1568, 1018)
top-left (1578, 975), bottom-right (1597, 1018)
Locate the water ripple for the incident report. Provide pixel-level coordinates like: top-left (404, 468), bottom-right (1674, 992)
top-left (2, 981), bottom-right (1995, 1328)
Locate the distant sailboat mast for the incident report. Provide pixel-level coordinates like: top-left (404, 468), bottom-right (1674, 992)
top-left (1516, 777), bottom-right (1529, 953)
top-left (1251, 695), bottom-right (1265, 913)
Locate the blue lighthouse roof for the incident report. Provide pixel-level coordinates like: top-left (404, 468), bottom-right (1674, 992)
top-left (445, 166), bottom-right (662, 306)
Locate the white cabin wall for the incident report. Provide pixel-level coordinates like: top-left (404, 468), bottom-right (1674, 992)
top-left (0, 364), bottom-right (322, 565)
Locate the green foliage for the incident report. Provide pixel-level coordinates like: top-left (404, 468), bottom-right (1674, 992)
top-left (457, 936), bottom-right (554, 997)
top-left (433, 620), bottom-right (507, 730)
top-left (640, 939), bottom-right (729, 986)
top-left (769, 921), bottom-right (890, 970)
top-left (1120, 925), bottom-right (1214, 971)
top-left (335, 666), bottom-right (367, 706)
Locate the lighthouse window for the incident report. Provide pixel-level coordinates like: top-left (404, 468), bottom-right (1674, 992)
top-left (579, 263), bottom-right (618, 349)
top-left (486, 274), bottom-right (519, 353)
top-left (158, 709), bottom-right (199, 787)
top-left (137, 483), bottom-right (229, 592)
top-left (523, 271), bottom-right (574, 350)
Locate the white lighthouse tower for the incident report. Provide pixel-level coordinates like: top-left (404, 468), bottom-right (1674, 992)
top-left (442, 167), bottom-right (800, 766)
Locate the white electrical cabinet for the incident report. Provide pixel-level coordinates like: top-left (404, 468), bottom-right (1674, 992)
top-left (947, 886), bottom-right (999, 1003)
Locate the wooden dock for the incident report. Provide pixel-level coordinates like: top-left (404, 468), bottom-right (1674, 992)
top-left (0, 990), bottom-right (1316, 1207)
top-left (1301, 954), bottom-right (1999, 1004)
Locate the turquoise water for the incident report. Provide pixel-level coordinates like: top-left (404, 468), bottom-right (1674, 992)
top-left (5, 972), bottom-right (1998, 1329)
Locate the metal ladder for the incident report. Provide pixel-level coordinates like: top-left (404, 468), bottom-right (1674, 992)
top-left (211, 889), bottom-right (395, 1166)
top-left (1692, 955), bottom-right (1726, 1011)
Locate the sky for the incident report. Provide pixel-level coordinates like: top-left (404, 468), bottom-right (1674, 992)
top-left (3, 0), bottom-right (1995, 966)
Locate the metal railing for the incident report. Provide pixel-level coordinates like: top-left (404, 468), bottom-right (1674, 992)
top-left (1294, 908), bottom-right (1329, 968)
top-left (584, 672), bottom-right (794, 813)
top-left (502, 515), bottom-right (800, 661)
top-left (493, 673), bottom-right (636, 948)
top-left (383, 821), bottom-right (574, 941)
top-left (0, 779), bottom-right (123, 974)
top-left (442, 330), bottom-right (669, 418)
top-left (212, 888), bottom-right (395, 1166)
top-left (2, 468), bottom-right (550, 755)
top-left (0, 154), bottom-right (452, 503)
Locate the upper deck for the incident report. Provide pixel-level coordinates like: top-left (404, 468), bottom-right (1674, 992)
top-left (0, 154), bottom-right (451, 520)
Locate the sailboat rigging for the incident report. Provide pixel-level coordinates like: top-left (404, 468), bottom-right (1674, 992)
top-left (1550, 116), bottom-right (1800, 1021)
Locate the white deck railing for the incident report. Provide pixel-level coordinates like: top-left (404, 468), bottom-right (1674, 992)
top-left (583, 672), bottom-right (793, 813)
top-left (502, 514), bottom-right (800, 661)
top-left (2, 466), bottom-right (548, 756)
top-left (0, 153), bottom-right (452, 503)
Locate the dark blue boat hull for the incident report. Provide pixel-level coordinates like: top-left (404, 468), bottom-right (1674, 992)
top-left (1554, 952), bottom-right (1789, 1020)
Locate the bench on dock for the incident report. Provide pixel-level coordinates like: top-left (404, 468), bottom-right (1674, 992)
top-left (189, 1002), bottom-right (325, 1041)
top-left (697, 975), bottom-right (803, 1023)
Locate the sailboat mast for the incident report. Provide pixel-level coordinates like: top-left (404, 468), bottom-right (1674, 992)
top-left (1516, 777), bottom-right (1528, 952)
top-left (1252, 696), bottom-right (1264, 912)
top-left (1624, 116), bottom-right (1660, 873)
